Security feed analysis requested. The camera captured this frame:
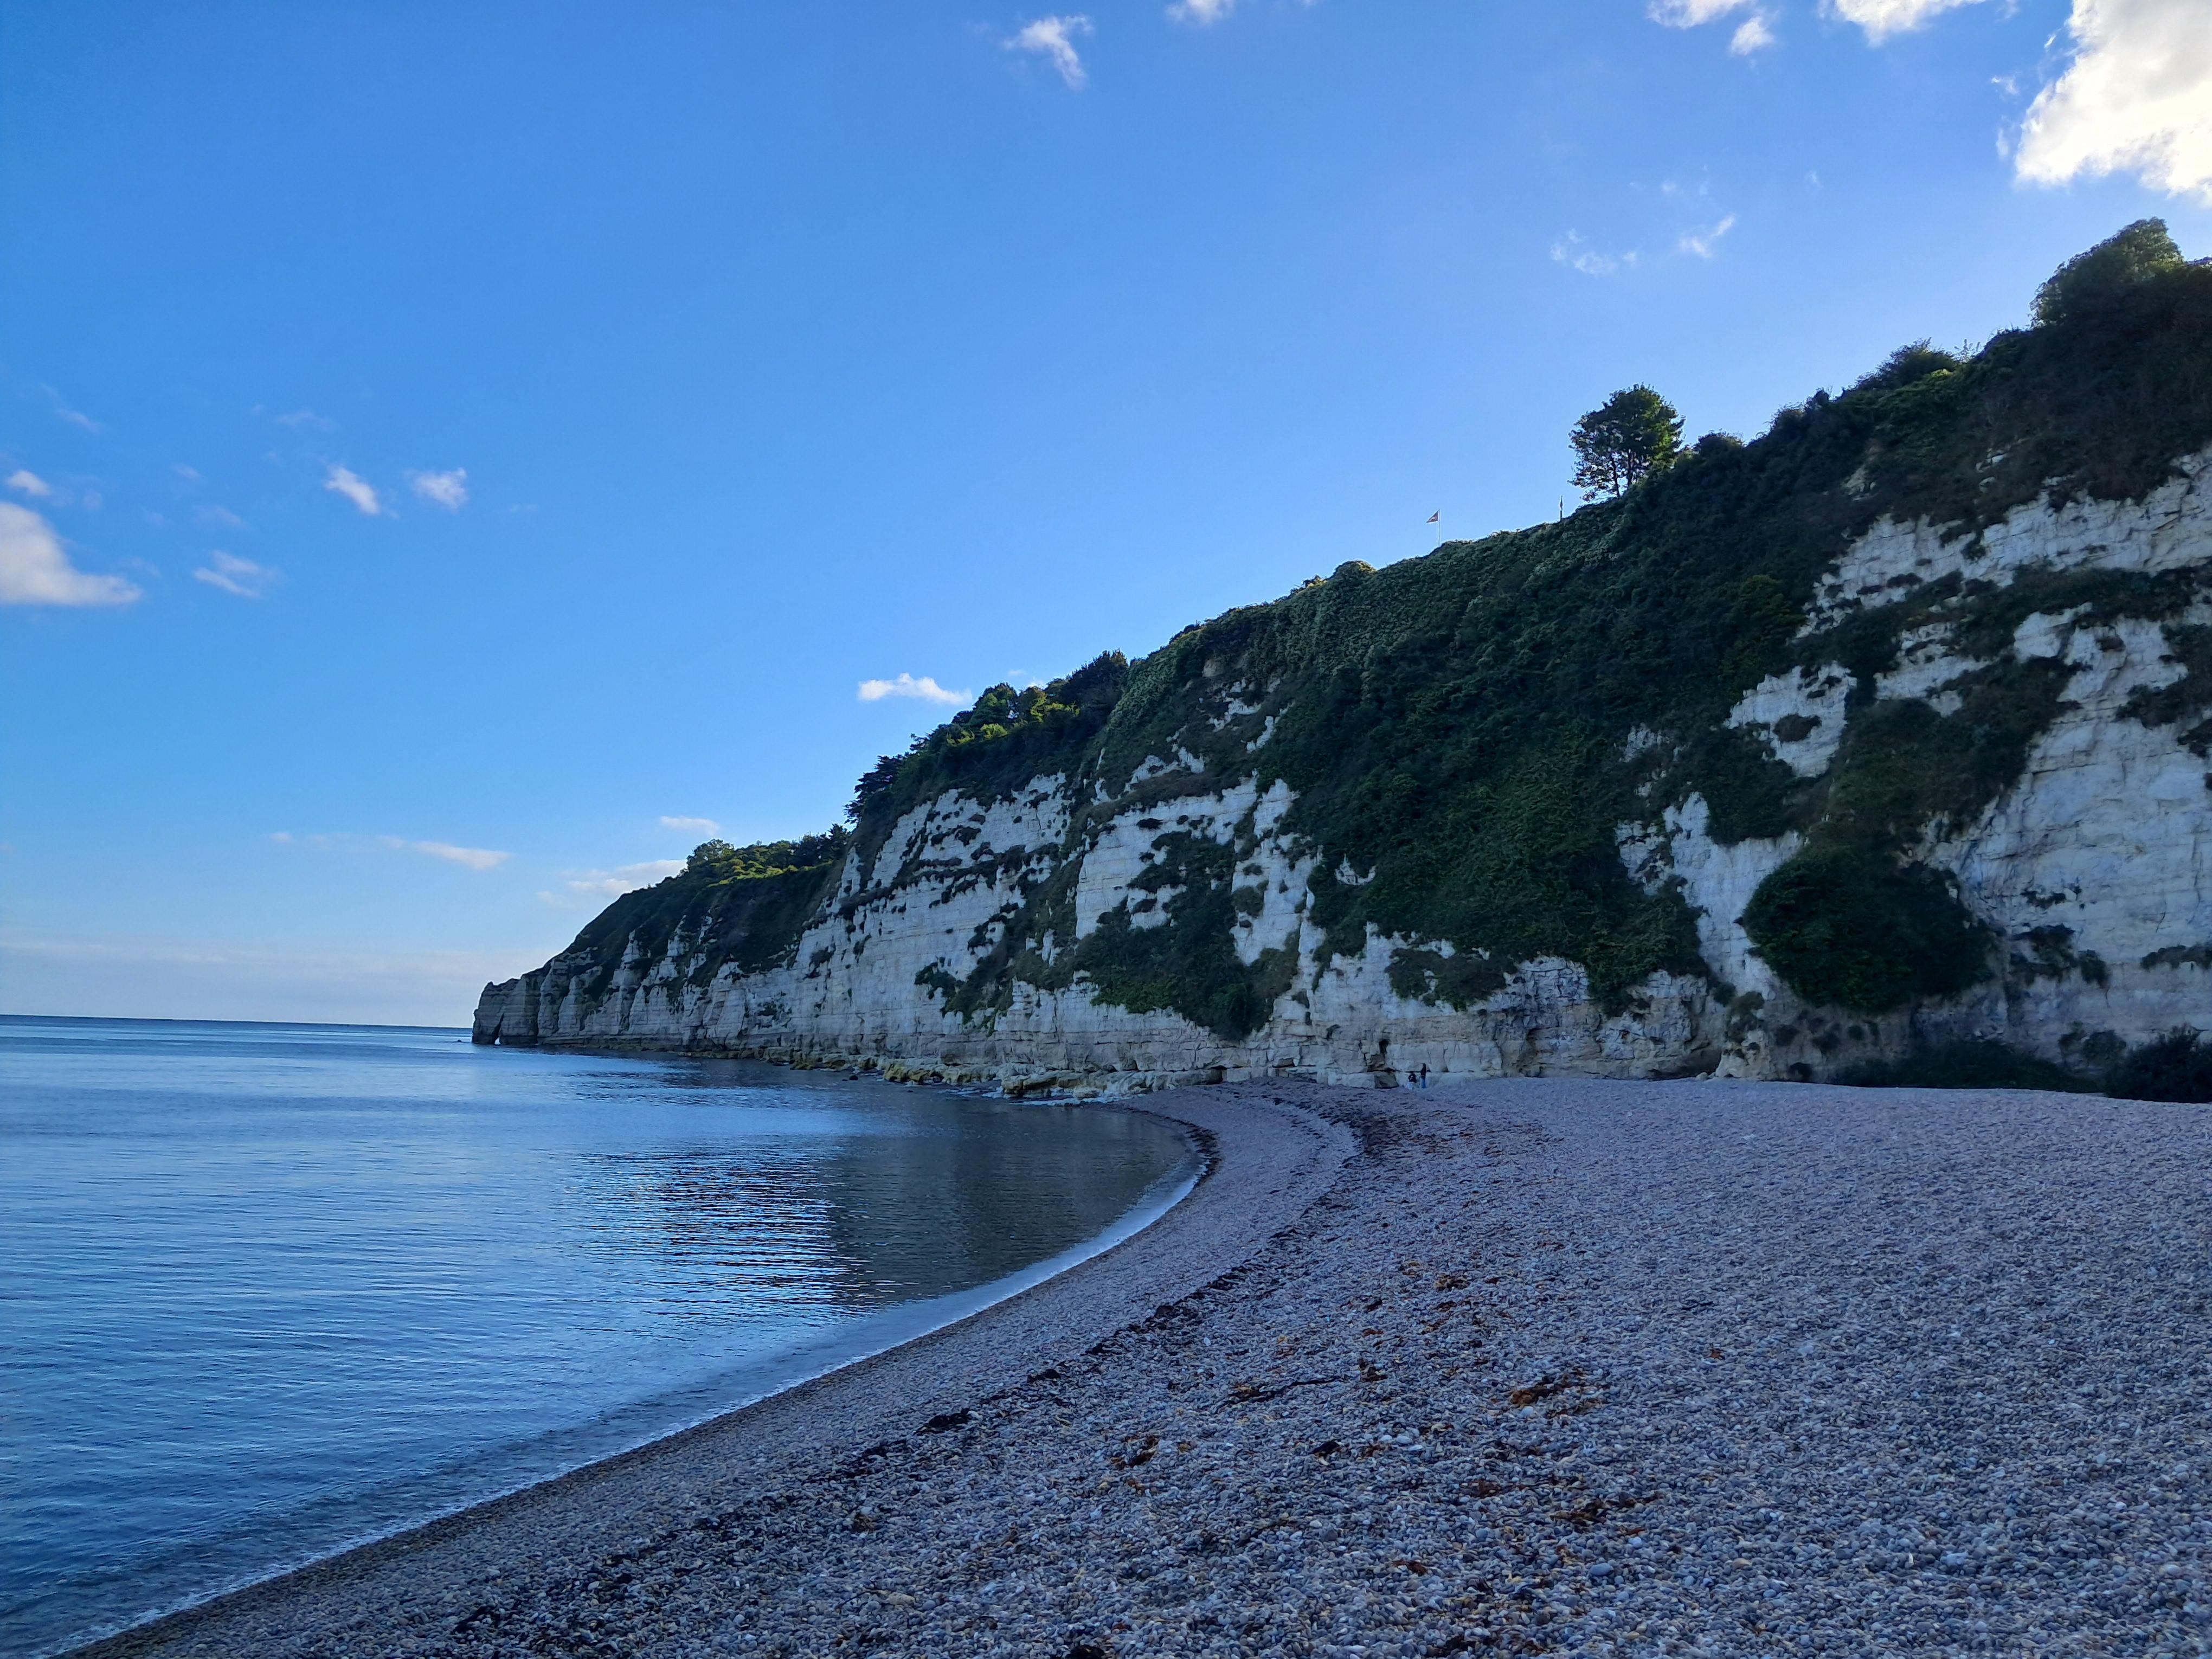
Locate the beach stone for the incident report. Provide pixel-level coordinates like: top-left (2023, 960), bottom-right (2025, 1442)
top-left (77, 1079), bottom-right (2212, 1659)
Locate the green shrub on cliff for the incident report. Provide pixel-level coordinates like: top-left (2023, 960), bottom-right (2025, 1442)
top-left (847, 653), bottom-right (1129, 859)
top-left (685, 832), bottom-right (847, 882)
top-left (2033, 218), bottom-right (2188, 327)
top-left (564, 829), bottom-right (852, 1009)
top-left (1740, 849), bottom-right (1989, 1014)
top-left (1834, 1040), bottom-right (2092, 1094)
top-left (2106, 1028), bottom-right (2212, 1103)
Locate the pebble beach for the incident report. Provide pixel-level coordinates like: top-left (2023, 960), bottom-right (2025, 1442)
top-left (85, 1079), bottom-right (2212, 1658)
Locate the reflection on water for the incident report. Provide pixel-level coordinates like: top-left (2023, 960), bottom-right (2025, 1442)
top-left (0, 1018), bottom-right (1197, 1657)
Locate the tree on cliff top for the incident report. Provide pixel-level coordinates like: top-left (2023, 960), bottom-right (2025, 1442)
top-left (685, 832), bottom-right (847, 882)
top-left (1570, 385), bottom-right (1683, 499)
top-left (2034, 218), bottom-right (2187, 326)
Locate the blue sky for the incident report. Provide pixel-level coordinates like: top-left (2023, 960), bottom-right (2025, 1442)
top-left (3, 0), bottom-right (2207, 1025)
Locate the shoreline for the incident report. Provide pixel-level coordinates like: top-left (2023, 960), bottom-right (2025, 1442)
top-left (75, 1077), bottom-right (2212, 1657)
top-left (69, 1087), bottom-right (1354, 1659)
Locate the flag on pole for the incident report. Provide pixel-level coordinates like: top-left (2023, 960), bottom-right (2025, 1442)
top-left (1426, 511), bottom-right (1439, 524)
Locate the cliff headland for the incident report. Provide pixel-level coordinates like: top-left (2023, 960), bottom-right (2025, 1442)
top-left (478, 228), bottom-right (2212, 1094)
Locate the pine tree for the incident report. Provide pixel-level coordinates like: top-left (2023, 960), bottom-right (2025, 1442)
top-left (1569, 385), bottom-right (1684, 500)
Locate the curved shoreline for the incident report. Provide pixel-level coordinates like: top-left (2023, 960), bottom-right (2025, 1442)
top-left (70, 1086), bottom-right (1355, 1659)
top-left (68, 1077), bottom-right (2212, 1658)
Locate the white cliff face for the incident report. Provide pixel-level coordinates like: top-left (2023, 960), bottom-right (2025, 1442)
top-left (1726, 666), bottom-right (1854, 777)
top-left (1805, 447), bottom-right (2212, 632)
top-left (478, 753), bottom-right (1726, 1090)
top-left (1926, 608), bottom-right (2212, 1052)
top-left (1599, 447), bottom-right (2212, 1079)
top-left (477, 445), bottom-right (2212, 1091)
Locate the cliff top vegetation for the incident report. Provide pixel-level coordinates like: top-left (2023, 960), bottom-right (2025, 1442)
top-left (555, 224), bottom-right (2212, 1038)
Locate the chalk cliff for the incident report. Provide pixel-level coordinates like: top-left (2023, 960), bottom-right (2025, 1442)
top-left (478, 233), bottom-right (2212, 1091)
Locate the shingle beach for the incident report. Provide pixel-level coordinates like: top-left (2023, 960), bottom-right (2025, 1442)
top-left (83, 1079), bottom-right (2212, 1658)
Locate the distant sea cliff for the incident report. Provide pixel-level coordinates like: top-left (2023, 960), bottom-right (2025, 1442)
top-left (478, 232), bottom-right (2212, 1093)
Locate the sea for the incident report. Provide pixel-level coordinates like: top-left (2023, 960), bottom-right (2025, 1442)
top-left (0, 1016), bottom-right (1201, 1657)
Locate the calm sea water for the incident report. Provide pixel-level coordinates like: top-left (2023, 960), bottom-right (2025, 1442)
top-left (0, 1017), bottom-right (1199, 1657)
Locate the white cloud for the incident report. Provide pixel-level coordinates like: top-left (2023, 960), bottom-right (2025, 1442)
top-left (280, 831), bottom-right (511, 870)
top-left (1168, 0), bottom-right (1234, 22)
top-left (1827, 0), bottom-right (1986, 41)
top-left (6, 469), bottom-right (53, 499)
top-left (1549, 232), bottom-right (1637, 277)
top-left (195, 504), bottom-right (247, 529)
top-left (858, 672), bottom-right (972, 706)
top-left (379, 837), bottom-right (510, 871)
top-left (541, 860), bottom-right (687, 907)
top-left (1678, 214), bottom-right (1738, 256)
top-left (270, 831), bottom-right (293, 843)
top-left (1648, 0), bottom-right (1755, 22)
top-left (276, 408), bottom-right (335, 430)
top-left (1650, 0), bottom-right (1774, 53)
top-left (0, 503), bottom-right (142, 607)
top-left (1730, 13), bottom-right (1778, 52)
top-left (172, 463), bottom-right (202, 483)
top-left (192, 550), bottom-right (280, 599)
top-left (660, 815), bottom-right (721, 833)
top-left (1008, 15), bottom-right (1092, 88)
top-left (408, 467), bottom-right (469, 510)
top-left (323, 464), bottom-right (385, 517)
top-left (2015, 0), bottom-right (2212, 203)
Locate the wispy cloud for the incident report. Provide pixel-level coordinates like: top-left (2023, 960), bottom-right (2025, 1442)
top-left (5, 469), bottom-right (52, 499)
top-left (2015, 0), bottom-right (2212, 203)
top-left (1549, 232), bottom-right (1637, 277)
top-left (1168, 0), bottom-right (1234, 22)
top-left (0, 503), bottom-right (142, 608)
top-left (275, 408), bottom-right (335, 431)
top-left (859, 672), bottom-right (972, 706)
top-left (408, 467), bottom-right (469, 510)
top-left (195, 504), bottom-right (248, 529)
top-left (192, 550), bottom-right (280, 599)
top-left (172, 463), bottom-right (202, 483)
top-left (1828, 0), bottom-right (1986, 41)
top-left (1007, 15), bottom-right (1093, 88)
top-left (323, 464), bottom-right (385, 517)
top-left (1677, 214), bottom-right (1738, 257)
top-left (277, 830), bottom-right (510, 869)
top-left (43, 388), bottom-right (102, 434)
top-left (539, 860), bottom-right (686, 907)
top-left (376, 836), bottom-right (510, 870)
top-left (660, 814), bottom-right (721, 834)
